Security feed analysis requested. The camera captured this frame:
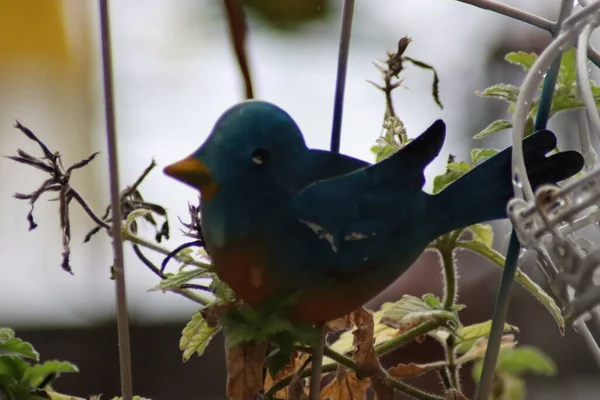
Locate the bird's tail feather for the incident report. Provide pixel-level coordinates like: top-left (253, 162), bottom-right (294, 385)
top-left (427, 129), bottom-right (584, 239)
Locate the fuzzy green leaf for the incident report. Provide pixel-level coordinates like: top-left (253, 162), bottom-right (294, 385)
top-left (495, 346), bottom-right (557, 376)
top-left (422, 293), bottom-right (442, 309)
top-left (221, 291), bottom-right (309, 348)
top-left (473, 120), bottom-right (513, 139)
top-left (148, 267), bottom-right (211, 292)
top-left (454, 321), bottom-right (519, 354)
top-left (558, 48), bottom-right (577, 88)
top-left (210, 277), bottom-right (236, 301)
top-left (371, 144), bottom-right (398, 162)
top-left (468, 224), bottom-right (494, 249)
top-left (550, 94), bottom-right (584, 116)
top-left (0, 328), bottom-right (15, 341)
top-left (456, 241), bottom-right (565, 334)
top-left (433, 162), bottom-right (472, 194)
top-left (476, 84), bottom-right (520, 103)
top-left (380, 295), bottom-right (457, 330)
top-left (472, 346), bottom-right (556, 381)
top-left (23, 360), bottom-right (78, 388)
top-left (180, 312), bottom-right (220, 361)
top-left (0, 337), bottom-right (39, 361)
top-left (470, 148), bottom-right (499, 164)
top-left (505, 51), bottom-right (538, 71)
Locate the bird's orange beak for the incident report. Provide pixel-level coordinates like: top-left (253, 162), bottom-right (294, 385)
top-left (164, 156), bottom-right (219, 200)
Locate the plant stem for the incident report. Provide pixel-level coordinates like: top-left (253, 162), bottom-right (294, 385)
top-left (122, 228), bottom-right (212, 270)
top-left (309, 324), bottom-right (326, 400)
top-left (98, 1), bottom-right (133, 399)
top-left (444, 335), bottom-right (460, 391)
top-left (439, 245), bottom-right (457, 311)
top-left (374, 318), bottom-right (452, 356)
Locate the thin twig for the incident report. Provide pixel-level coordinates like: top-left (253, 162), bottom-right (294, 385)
top-left (131, 244), bottom-right (212, 305)
top-left (122, 228), bottom-right (212, 270)
top-left (69, 190), bottom-right (111, 230)
top-left (98, 1), bottom-right (133, 399)
top-left (223, 0), bottom-right (254, 99)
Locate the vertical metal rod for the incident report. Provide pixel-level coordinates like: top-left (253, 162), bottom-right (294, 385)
top-left (330, 0), bottom-right (355, 154)
top-left (98, 1), bottom-right (133, 399)
top-left (476, 1), bottom-right (573, 399)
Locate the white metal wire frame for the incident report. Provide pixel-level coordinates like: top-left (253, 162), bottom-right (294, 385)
top-left (509, 0), bottom-right (600, 366)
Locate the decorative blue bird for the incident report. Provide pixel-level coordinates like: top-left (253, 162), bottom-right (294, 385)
top-left (164, 100), bottom-right (583, 323)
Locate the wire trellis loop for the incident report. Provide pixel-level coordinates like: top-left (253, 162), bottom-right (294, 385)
top-left (508, 0), bottom-right (600, 365)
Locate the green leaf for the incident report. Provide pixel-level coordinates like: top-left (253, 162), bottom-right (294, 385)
top-left (456, 241), bottom-right (565, 334)
top-left (458, 335), bottom-right (517, 366)
top-left (558, 48), bottom-right (577, 88)
top-left (457, 321), bottom-right (519, 344)
top-left (432, 162), bottom-right (472, 194)
top-left (470, 148), bottom-right (499, 164)
top-left (468, 224), bottom-right (494, 249)
top-left (505, 51), bottom-right (538, 71)
top-left (549, 93), bottom-right (584, 116)
top-left (422, 293), bottom-right (442, 309)
top-left (180, 312), bottom-right (220, 361)
top-left (0, 356), bottom-right (30, 383)
top-left (109, 397), bottom-right (152, 400)
top-left (475, 84), bottom-right (520, 103)
top-left (148, 267), bottom-right (211, 292)
top-left (210, 277), bottom-right (236, 301)
top-left (23, 360), bottom-right (78, 388)
top-left (454, 321), bottom-right (519, 354)
top-left (472, 346), bottom-right (556, 383)
top-left (496, 346), bottom-right (557, 376)
top-left (0, 337), bottom-right (39, 361)
top-left (473, 120), bottom-right (513, 139)
top-left (371, 144), bottom-right (398, 163)
top-left (48, 391), bottom-right (88, 400)
top-left (0, 328), bottom-right (15, 341)
top-left (380, 295), bottom-right (458, 330)
top-left (221, 291), bottom-right (305, 348)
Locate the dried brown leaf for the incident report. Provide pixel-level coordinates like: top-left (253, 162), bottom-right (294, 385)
top-left (327, 314), bottom-right (354, 333)
top-left (263, 351), bottom-right (310, 399)
top-left (388, 362), bottom-right (432, 379)
top-left (320, 366), bottom-right (371, 400)
top-left (201, 300), bottom-right (242, 327)
top-left (226, 340), bottom-right (268, 400)
top-left (350, 308), bottom-right (381, 378)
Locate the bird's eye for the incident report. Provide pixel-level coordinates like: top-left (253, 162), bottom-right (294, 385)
top-left (251, 148), bottom-right (270, 167)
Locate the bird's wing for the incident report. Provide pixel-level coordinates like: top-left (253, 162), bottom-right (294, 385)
top-left (286, 120), bottom-right (446, 270)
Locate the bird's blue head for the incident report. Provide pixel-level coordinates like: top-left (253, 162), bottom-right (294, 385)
top-left (164, 100), bottom-right (308, 202)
